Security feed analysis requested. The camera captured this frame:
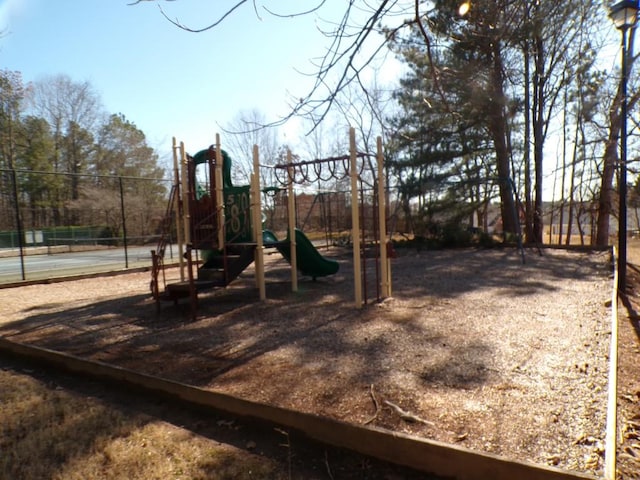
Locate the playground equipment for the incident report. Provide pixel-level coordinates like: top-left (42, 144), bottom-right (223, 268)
top-left (150, 128), bottom-right (391, 317)
top-left (262, 228), bottom-right (339, 279)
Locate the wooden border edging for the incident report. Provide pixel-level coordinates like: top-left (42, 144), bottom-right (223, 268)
top-left (604, 247), bottom-right (619, 479)
top-left (0, 338), bottom-right (598, 480)
top-left (0, 265), bottom-right (156, 289)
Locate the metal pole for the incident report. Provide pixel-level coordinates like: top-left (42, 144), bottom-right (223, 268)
top-left (11, 168), bottom-right (26, 280)
top-left (287, 149), bottom-right (298, 292)
top-left (119, 176), bottom-right (129, 268)
top-left (618, 26), bottom-right (629, 293)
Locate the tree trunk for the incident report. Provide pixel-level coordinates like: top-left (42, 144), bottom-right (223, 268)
top-left (565, 126), bottom-right (579, 246)
top-left (532, 32), bottom-right (545, 244)
top-left (488, 43), bottom-right (517, 237)
top-left (523, 41), bottom-right (534, 242)
top-left (597, 29), bottom-right (637, 246)
top-left (557, 83), bottom-right (570, 245)
top-left (595, 104), bottom-right (620, 247)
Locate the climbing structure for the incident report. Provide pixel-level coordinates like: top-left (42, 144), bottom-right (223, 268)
top-left (150, 129), bottom-right (390, 318)
top-left (270, 130), bottom-right (392, 307)
top-left (151, 136), bottom-right (262, 316)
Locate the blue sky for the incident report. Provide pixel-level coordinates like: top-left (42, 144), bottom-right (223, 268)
top-left (0, 0), bottom-right (383, 163)
top-left (0, 0), bottom-right (625, 192)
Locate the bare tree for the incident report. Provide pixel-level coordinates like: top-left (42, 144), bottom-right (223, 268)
top-left (27, 75), bottom-right (104, 222)
top-left (520, 1), bottom-right (601, 243)
top-left (596, 28), bottom-right (640, 246)
top-left (223, 108), bottom-right (281, 184)
top-left (28, 74), bottom-right (102, 175)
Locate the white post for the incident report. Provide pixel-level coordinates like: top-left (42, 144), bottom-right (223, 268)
top-left (180, 141), bottom-right (190, 247)
top-left (377, 135), bottom-right (391, 297)
top-left (350, 127), bottom-right (362, 307)
top-left (252, 144), bottom-right (266, 300)
top-left (287, 149), bottom-right (298, 292)
top-left (172, 137), bottom-right (185, 281)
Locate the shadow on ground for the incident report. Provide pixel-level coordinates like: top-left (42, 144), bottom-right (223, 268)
top-left (0, 247), bottom-right (611, 417)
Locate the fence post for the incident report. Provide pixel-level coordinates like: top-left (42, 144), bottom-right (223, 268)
top-left (11, 168), bottom-right (26, 280)
top-left (119, 176), bottom-right (129, 268)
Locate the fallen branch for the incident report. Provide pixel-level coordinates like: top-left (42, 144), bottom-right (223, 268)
top-left (384, 400), bottom-right (435, 426)
top-left (363, 384), bottom-right (379, 425)
top-left (324, 450), bottom-right (334, 480)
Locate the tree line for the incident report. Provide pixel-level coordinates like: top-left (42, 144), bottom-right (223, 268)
top-left (137, 0), bottom-right (638, 247)
top-left (384, 0), bottom-right (640, 246)
top-left (0, 72), bottom-right (166, 239)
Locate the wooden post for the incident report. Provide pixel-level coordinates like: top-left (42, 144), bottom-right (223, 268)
top-left (252, 145), bottom-right (266, 300)
top-left (604, 247), bottom-right (619, 480)
top-left (172, 137), bottom-right (185, 281)
top-left (180, 141), bottom-right (190, 247)
top-left (377, 136), bottom-right (391, 298)
top-left (350, 128), bottom-right (362, 307)
top-left (186, 246), bottom-right (197, 321)
top-left (180, 141), bottom-right (197, 319)
top-left (215, 134), bottom-right (225, 250)
top-left (287, 149), bottom-right (298, 292)
top-left (151, 249), bottom-right (160, 311)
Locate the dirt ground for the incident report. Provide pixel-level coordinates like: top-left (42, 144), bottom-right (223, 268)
top-left (1, 244), bottom-right (639, 478)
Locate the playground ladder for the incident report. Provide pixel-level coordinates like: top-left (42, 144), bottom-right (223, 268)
top-left (150, 183), bottom-right (178, 303)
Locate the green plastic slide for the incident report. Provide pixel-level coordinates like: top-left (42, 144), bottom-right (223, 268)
top-left (262, 228), bottom-right (339, 279)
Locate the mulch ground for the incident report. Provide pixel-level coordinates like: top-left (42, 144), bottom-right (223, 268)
top-left (1, 245), bottom-right (639, 478)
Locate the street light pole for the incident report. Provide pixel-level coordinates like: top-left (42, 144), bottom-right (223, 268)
top-left (619, 18), bottom-right (629, 293)
top-left (610, 0), bottom-right (639, 294)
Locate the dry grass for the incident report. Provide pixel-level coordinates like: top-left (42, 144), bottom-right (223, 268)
top-left (0, 366), bottom-right (286, 480)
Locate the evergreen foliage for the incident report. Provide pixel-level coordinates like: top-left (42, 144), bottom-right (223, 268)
top-left (0, 71), bottom-right (166, 233)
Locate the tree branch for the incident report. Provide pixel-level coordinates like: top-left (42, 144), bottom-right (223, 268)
top-left (263, 1), bottom-right (327, 19)
top-left (131, 1), bottom-right (412, 133)
top-left (159, 0), bottom-right (251, 33)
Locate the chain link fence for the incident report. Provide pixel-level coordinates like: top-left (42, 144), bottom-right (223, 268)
top-left (0, 168), bottom-right (173, 282)
top-left (0, 166), bottom-right (507, 283)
